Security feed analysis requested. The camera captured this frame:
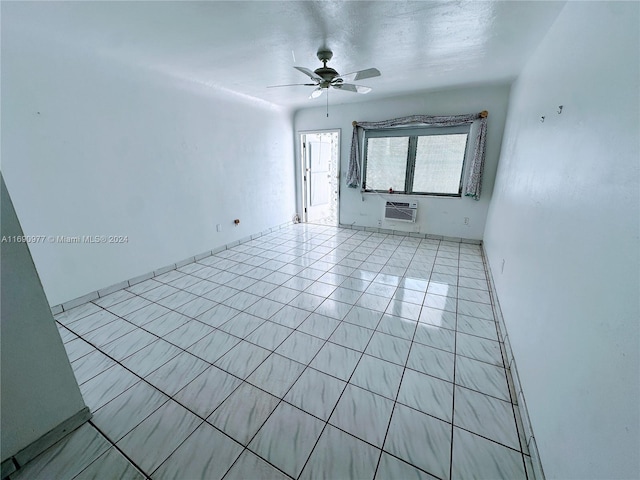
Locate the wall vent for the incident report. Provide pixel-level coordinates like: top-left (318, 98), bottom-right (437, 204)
top-left (384, 201), bottom-right (417, 223)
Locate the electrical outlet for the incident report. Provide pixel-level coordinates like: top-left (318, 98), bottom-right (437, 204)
top-left (464, 217), bottom-right (469, 225)
top-left (501, 259), bottom-right (505, 274)
top-left (377, 220), bottom-right (382, 227)
top-left (216, 224), bottom-right (222, 232)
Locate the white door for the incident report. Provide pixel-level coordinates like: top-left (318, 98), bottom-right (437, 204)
top-left (301, 131), bottom-right (339, 225)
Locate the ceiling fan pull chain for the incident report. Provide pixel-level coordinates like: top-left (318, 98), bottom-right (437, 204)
top-left (326, 88), bottom-right (329, 117)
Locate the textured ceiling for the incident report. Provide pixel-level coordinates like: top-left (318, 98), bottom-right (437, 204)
top-left (3, 1), bottom-right (566, 110)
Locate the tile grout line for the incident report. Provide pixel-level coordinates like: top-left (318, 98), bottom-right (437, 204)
top-left (61, 239), bottom-right (483, 383)
top-left (54, 226), bottom-right (493, 479)
top-left (80, 419), bottom-right (152, 480)
top-left (63, 304), bottom-right (301, 479)
top-left (448, 240), bottom-right (461, 480)
top-left (295, 300), bottom-right (386, 477)
top-left (62, 319), bottom-right (212, 477)
top-left (65, 235), bottom-right (430, 384)
top-left (244, 234), bottom-right (376, 479)
top-left (215, 229), bottom-right (382, 478)
top-left (291, 233), bottom-right (419, 477)
top-left (371, 237), bottom-right (438, 480)
top-left (179, 229), bottom-right (369, 477)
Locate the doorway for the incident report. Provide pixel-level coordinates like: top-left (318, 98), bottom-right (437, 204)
top-left (300, 130), bottom-right (340, 226)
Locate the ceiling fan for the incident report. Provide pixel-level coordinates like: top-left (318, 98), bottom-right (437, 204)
top-left (268, 48), bottom-right (381, 99)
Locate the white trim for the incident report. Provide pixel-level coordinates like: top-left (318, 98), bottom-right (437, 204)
top-left (298, 129), bottom-right (341, 225)
top-left (51, 220), bottom-right (294, 314)
top-left (482, 243), bottom-right (546, 480)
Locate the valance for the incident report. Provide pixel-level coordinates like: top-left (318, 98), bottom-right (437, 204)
top-left (347, 111), bottom-right (488, 200)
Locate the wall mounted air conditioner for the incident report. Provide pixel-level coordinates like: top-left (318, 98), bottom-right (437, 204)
top-left (384, 201), bottom-right (418, 223)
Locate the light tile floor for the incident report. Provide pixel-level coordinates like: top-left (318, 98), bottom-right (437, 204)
top-left (12, 224), bottom-right (535, 480)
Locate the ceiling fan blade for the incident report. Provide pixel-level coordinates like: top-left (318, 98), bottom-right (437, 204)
top-left (309, 88), bottom-right (324, 99)
top-left (333, 83), bottom-right (372, 94)
top-left (294, 66), bottom-right (323, 82)
top-left (267, 83), bottom-right (318, 88)
top-left (335, 68), bottom-right (381, 82)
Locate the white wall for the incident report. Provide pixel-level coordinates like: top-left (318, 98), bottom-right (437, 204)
top-left (483, 2), bottom-right (639, 479)
top-left (1, 175), bottom-right (88, 463)
top-left (293, 84), bottom-right (510, 240)
top-left (1, 24), bottom-right (296, 306)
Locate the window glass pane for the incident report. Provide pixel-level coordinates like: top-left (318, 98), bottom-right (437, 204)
top-left (365, 137), bottom-right (409, 191)
top-left (413, 134), bottom-right (468, 194)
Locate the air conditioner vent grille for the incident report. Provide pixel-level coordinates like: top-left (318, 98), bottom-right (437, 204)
top-left (384, 201), bottom-right (417, 222)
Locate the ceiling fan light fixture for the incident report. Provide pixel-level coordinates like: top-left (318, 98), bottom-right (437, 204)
top-left (310, 88), bottom-right (324, 99)
top-left (333, 84), bottom-right (372, 94)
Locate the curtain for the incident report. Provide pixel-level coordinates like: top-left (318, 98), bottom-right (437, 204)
top-left (347, 111), bottom-right (488, 200)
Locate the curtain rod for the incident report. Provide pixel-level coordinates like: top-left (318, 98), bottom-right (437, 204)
top-left (352, 110), bottom-right (489, 127)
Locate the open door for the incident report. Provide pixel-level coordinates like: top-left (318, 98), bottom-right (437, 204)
top-left (301, 130), bottom-right (339, 225)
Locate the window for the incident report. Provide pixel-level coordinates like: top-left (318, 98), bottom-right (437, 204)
top-left (362, 125), bottom-right (470, 196)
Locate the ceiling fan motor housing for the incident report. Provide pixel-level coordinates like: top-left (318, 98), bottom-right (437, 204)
top-left (314, 49), bottom-right (341, 86)
top-left (314, 66), bottom-right (340, 84)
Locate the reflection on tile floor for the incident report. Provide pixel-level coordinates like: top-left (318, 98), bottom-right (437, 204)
top-left (12, 224), bottom-right (534, 479)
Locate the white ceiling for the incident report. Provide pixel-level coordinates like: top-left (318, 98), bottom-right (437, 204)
top-left (3, 1), bottom-right (566, 110)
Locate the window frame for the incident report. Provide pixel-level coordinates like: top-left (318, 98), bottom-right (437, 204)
top-left (361, 124), bottom-right (471, 197)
